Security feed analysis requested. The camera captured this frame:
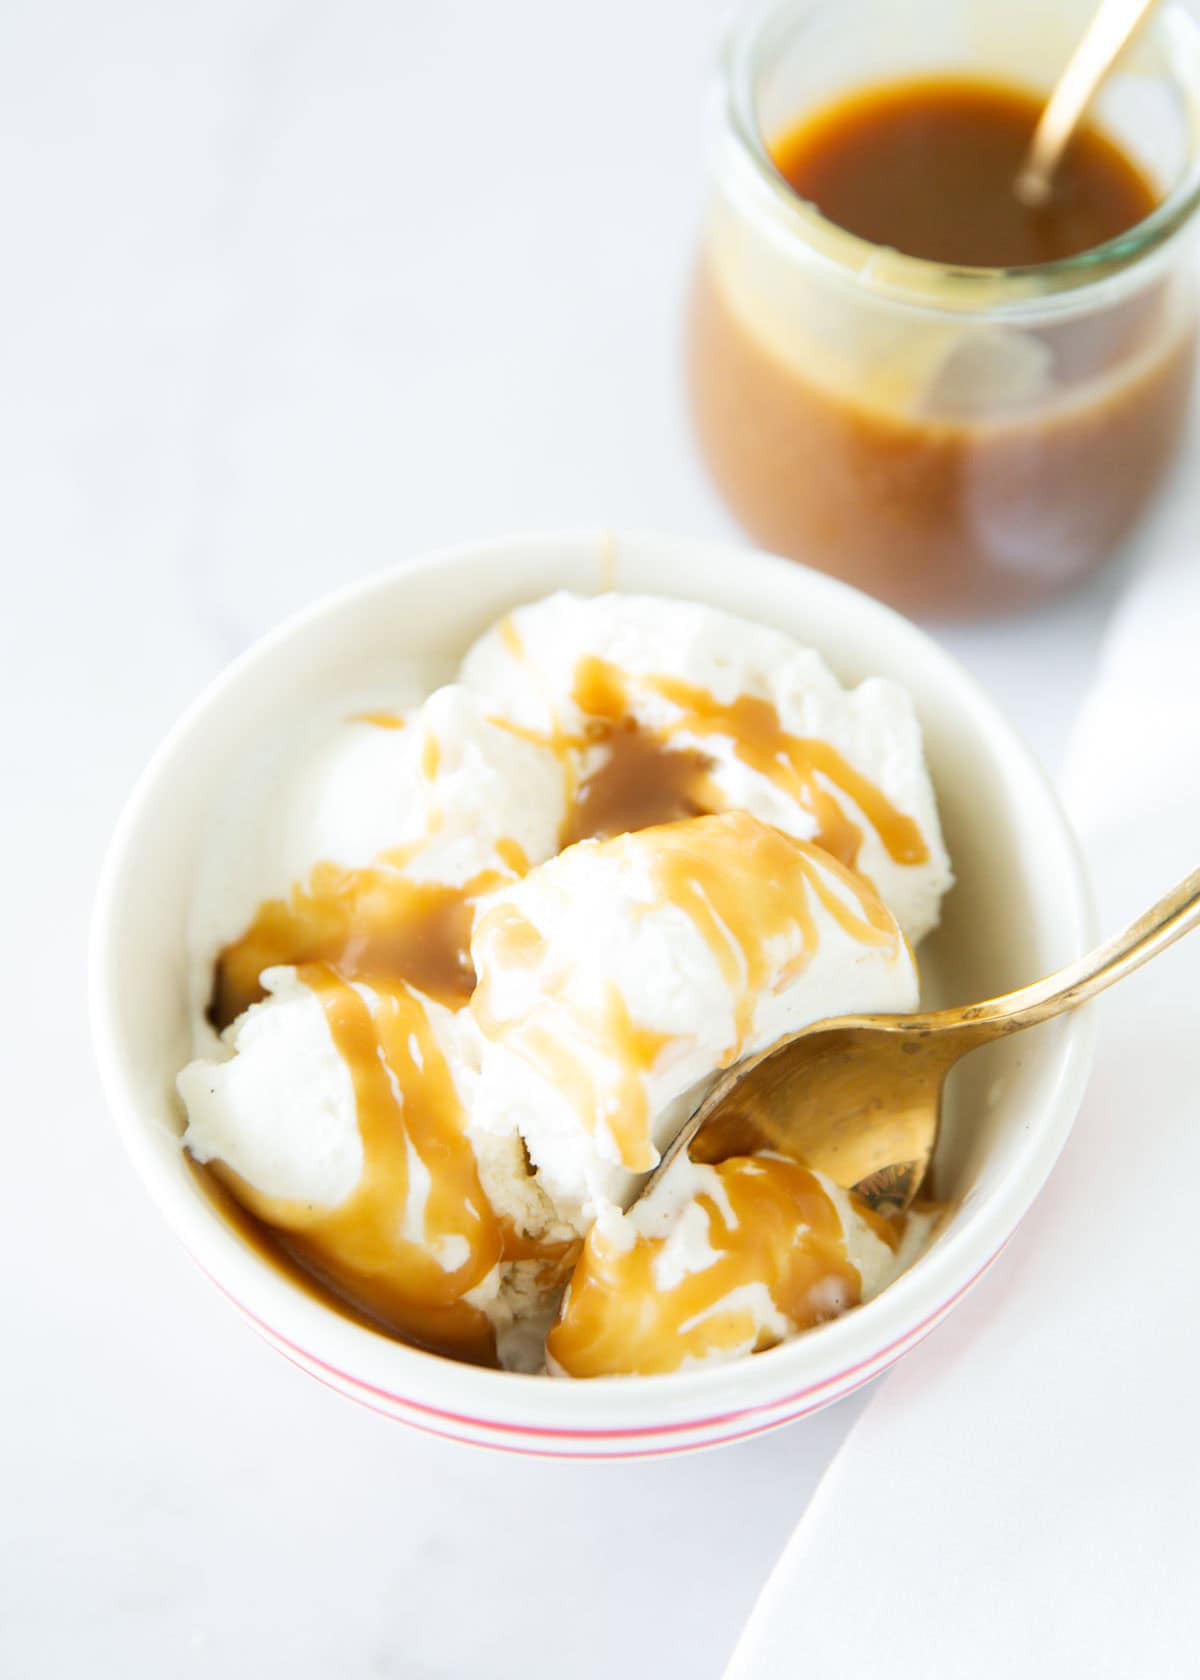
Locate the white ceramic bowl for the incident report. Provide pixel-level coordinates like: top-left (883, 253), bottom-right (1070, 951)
top-left (90, 531), bottom-right (1095, 1458)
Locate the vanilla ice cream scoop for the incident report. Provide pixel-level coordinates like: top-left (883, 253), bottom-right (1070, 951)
top-left (187, 682), bottom-right (568, 1038)
top-left (461, 592), bottom-right (952, 944)
top-left (469, 811), bottom-right (919, 1232)
top-left (193, 682), bottom-right (569, 1042)
top-left (179, 965), bottom-right (576, 1365)
top-left (547, 1151), bottom-right (936, 1377)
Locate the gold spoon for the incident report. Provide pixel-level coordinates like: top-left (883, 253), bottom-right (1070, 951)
top-left (642, 864), bottom-right (1200, 1217)
top-left (1015, 0), bottom-right (1159, 209)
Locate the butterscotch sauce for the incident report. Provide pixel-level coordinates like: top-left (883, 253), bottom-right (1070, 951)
top-left (476, 971), bottom-right (677, 1173)
top-left (547, 1154), bottom-right (875, 1377)
top-left (186, 1155), bottom-right (405, 1340)
top-left (697, 266), bottom-right (1195, 612)
top-left (476, 640), bottom-right (928, 866)
top-left (485, 636), bottom-right (723, 844)
top-left (421, 731), bottom-right (442, 782)
top-left (646, 813), bottom-right (900, 1047)
top-left (209, 862), bottom-right (487, 1031)
top-left (471, 813), bottom-right (903, 1173)
top-left (691, 76), bottom-right (1195, 613)
top-left (499, 614), bottom-right (526, 659)
top-left (563, 718), bottom-right (716, 844)
top-left (213, 964), bottom-right (503, 1360)
top-left (773, 79), bottom-right (1157, 269)
top-left (469, 890), bottom-right (678, 1171)
top-left (350, 710), bottom-right (407, 729)
top-left (569, 655), bottom-right (928, 869)
top-left (202, 861), bottom-right (530, 1359)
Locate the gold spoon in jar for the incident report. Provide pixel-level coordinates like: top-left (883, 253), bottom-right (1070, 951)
top-left (640, 864), bottom-right (1200, 1217)
top-left (1015, 0), bottom-right (1159, 208)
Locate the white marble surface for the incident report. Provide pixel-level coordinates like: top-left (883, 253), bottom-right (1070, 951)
top-left (0, 4), bottom-right (1185, 1676)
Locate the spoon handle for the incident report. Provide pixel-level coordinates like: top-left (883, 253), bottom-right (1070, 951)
top-left (1015, 0), bottom-right (1158, 208)
top-left (948, 862), bottom-right (1200, 1039)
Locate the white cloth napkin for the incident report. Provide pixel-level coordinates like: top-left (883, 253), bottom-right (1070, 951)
top-left (724, 538), bottom-right (1200, 1680)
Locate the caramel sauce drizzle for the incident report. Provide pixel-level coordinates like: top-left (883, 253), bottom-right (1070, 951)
top-left (420, 731), bottom-right (441, 783)
top-left (486, 626), bottom-right (725, 843)
top-left (473, 955), bottom-right (677, 1173)
top-left (571, 656), bottom-right (928, 869)
top-left (547, 1154), bottom-right (878, 1377)
top-left (208, 861), bottom-right (484, 1031)
top-left (562, 717), bottom-right (716, 845)
top-left (487, 646), bottom-right (929, 865)
top-left (213, 964), bottom-right (502, 1359)
top-left (564, 659), bottom-right (722, 843)
top-left (201, 815), bottom-right (560, 1355)
top-left (210, 963), bottom-right (576, 1361)
top-left (350, 710), bottom-right (407, 729)
top-left (644, 812), bottom-right (900, 1050)
top-left (471, 812), bottom-right (902, 1172)
top-left (498, 615), bottom-right (526, 659)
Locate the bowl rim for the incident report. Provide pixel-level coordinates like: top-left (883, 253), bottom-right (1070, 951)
top-left (89, 527), bottom-right (1097, 1441)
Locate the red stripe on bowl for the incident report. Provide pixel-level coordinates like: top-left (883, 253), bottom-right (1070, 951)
top-left (194, 1235), bottom-right (1007, 1448)
top-left (273, 1312), bottom-right (954, 1458)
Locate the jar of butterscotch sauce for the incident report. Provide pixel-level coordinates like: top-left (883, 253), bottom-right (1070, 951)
top-left (688, 0), bottom-right (1200, 614)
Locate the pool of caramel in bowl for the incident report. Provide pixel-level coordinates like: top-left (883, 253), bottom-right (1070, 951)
top-left (690, 77), bottom-right (1195, 615)
top-left (194, 656), bottom-right (928, 1363)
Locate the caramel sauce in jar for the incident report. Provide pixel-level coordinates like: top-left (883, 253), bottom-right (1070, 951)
top-left (690, 74), bottom-right (1198, 615)
top-left (773, 80), bottom-right (1154, 268)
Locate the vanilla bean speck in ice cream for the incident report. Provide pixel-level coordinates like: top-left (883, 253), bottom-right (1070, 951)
top-left (177, 592), bottom-right (952, 1374)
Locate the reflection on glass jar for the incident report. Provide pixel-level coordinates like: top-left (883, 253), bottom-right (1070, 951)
top-left (688, 0), bottom-right (1200, 615)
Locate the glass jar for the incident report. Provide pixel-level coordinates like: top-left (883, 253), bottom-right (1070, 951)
top-left (688, 0), bottom-right (1200, 615)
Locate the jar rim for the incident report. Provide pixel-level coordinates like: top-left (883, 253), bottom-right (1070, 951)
top-left (724, 0), bottom-right (1200, 309)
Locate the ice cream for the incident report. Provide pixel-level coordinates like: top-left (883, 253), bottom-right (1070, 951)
top-left (181, 965), bottom-right (575, 1368)
top-left (469, 812), bottom-right (918, 1232)
top-left (177, 590), bottom-right (952, 1375)
top-left (461, 592), bottom-right (952, 945)
top-left (188, 682), bottom-right (569, 1039)
top-left (547, 1153), bottom-right (936, 1377)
